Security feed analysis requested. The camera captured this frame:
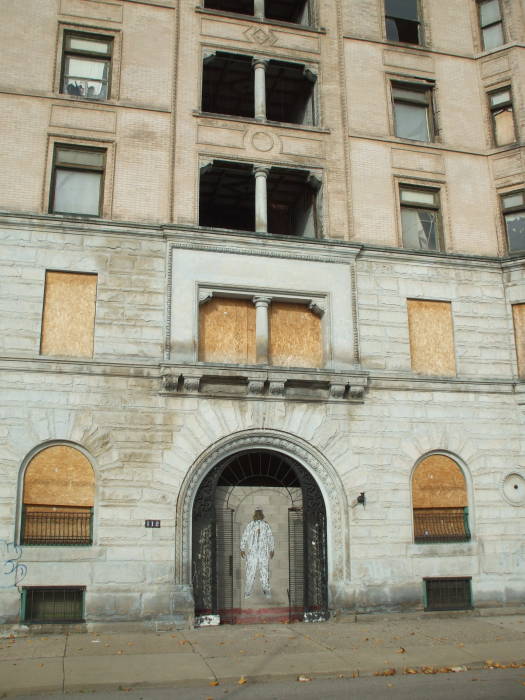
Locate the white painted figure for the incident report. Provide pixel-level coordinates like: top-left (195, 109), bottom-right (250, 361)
top-left (240, 508), bottom-right (274, 598)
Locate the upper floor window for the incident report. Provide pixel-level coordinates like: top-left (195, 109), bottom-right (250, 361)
top-left (478, 0), bottom-right (504, 50)
top-left (202, 52), bottom-right (317, 126)
top-left (203, 0), bottom-right (311, 25)
top-left (489, 87), bottom-right (516, 147)
top-left (385, 0), bottom-right (421, 45)
top-left (199, 160), bottom-right (321, 237)
top-left (49, 145), bottom-right (105, 216)
top-left (400, 185), bottom-right (441, 251)
top-left (21, 445), bottom-right (95, 546)
top-left (61, 31), bottom-right (112, 100)
top-left (502, 190), bottom-right (525, 253)
top-left (392, 82), bottom-right (434, 142)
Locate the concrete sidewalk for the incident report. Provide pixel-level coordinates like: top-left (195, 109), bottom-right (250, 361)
top-left (1, 613), bottom-right (525, 696)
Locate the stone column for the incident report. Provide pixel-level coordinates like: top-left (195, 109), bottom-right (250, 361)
top-left (252, 58), bottom-right (268, 121)
top-left (253, 165), bottom-right (270, 234)
top-left (253, 295), bottom-right (272, 364)
top-left (254, 0), bottom-right (265, 19)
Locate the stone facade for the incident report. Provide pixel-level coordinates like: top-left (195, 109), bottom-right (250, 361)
top-left (0, 0), bottom-right (524, 627)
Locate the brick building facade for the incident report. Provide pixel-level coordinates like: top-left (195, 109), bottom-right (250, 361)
top-left (0, 0), bottom-right (524, 627)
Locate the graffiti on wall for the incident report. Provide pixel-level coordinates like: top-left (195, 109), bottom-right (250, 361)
top-left (0, 540), bottom-right (27, 588)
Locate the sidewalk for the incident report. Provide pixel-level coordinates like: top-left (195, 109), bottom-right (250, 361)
top-left (1, 612), bottom-right (525, 696)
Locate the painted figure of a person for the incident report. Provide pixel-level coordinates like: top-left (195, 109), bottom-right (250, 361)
top-left (240, 508), bottom-right (274, 598)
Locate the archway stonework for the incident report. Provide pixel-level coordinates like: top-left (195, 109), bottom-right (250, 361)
top-left (174, 429), bottom-right (350, 610)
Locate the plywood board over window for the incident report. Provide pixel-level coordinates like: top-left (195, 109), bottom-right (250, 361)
top-left (412, 455), bottom-right (467, 508)
top-left (512, 304), bottom-right (525, 378)
top-left (40, 271), bottom-right (97, 358)
top-left (199, 297), bottom-right (256, 364)
top-left (269, 302), bottom-right (322, 368)
top-left (407, 300), bottom-right (456, 376)
top-left (23, 445), bottom-right (95, 507)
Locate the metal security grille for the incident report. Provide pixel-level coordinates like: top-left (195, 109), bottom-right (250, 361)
top-left (23, 587), bottom-right (85, 623)
top-left (288, 507), bottom-right (304, 620)
top-left (414, 507), bottom-right (470, 544)
top-left (216, 508), bottom-right (234, 623)
top-left (424, 577), bottom-right (472, 611)
top-left (21, 506), bottom-right (93, 545)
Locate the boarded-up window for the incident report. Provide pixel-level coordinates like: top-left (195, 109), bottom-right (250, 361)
top-left (40, 271), bottom-right (97, 358)
top-left (512, 304), bottom-right (525, 378)
top-left (412, 455), bottom-right (467, 509)
top-left (269, 302), bottom-right (322, 368)
top-left (199, 298), bottom-right (256, 364)
top-left (407, 300), bottom-right (456, 376)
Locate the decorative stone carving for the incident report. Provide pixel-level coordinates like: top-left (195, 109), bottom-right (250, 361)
top-left (248, 380), bottom-right (265, 395)
top-left (162, 373), bottom-right (177, 391)
top-left (329, 383), bottom-right (346, 399)
top-left (251, 131), bottom-right (275, 152)
top-left (183, 377), bottom-right (201, 393)
top-left (308, 300), bottom-right (325, 317)
top-left (269, 381), bottom-right (285, 396)
top-left (349, 383), bottom-right (365, 399)
top-left (198, 290), bottom-right (213, 305)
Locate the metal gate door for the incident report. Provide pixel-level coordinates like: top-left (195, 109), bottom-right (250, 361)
top-left (216, 508), bottom-right (234, 622)
top-left (288, 507), bottom-right (304, 621)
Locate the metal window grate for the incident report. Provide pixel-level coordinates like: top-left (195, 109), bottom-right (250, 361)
top-left (23, 587), bottom-right (85, 623)
top-left (414, 507), bottom-right (470, 544)
top-left (424, 577), bottom-right (472, 611)
top-left (21, 506), bottom-right (93, 546)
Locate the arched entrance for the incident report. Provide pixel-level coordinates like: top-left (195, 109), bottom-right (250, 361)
top-left (191, 449), bottom-right (328, 624)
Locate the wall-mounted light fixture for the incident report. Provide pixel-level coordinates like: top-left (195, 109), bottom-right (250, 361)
top-left (356, 492), bottom-right (366, 507)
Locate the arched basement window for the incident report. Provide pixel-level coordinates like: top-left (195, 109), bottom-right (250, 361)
top-left (21, 445), bottom-right (95, 546)
top-left (412, 454), bottom-right (470, 544)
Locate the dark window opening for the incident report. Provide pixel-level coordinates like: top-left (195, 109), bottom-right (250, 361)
top-left (204, 0), bottom-right (253, 15)
top-left (385, 0), bottom-right (421, 44)
top-left (23, 587), bottom-right (85, 623)
top-left (199, 161), bottom-right (255, 232)
top-left (266, 60), bottom-right (316, 125)
top-left (268, 168), bottom-right (319, 237)
top-left (424, 578), bottom-right (472, 612)
top-left (265, 0), bottom-right (310, 24)
top-left (21, 505), bottom-right (93, 546)
top-left (202, 53), bottom-right (254, 119)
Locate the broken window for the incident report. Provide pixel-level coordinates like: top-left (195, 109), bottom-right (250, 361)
top-left (199, 161), bottom-right (320, 237)
top-left (489, 88), bottom-right (516, 147)
top-left (50, 145), bottom-right (105, 216)
top-left (400, 186), bottom-right (441, 251)
top-left (392, 82), bottom-right (434, 141)
top-left (202, 53), bottom-right (254, 119)
top-left (502, 191), bottom-right (525, 253)
top-left (266, 60), bottom-right (316, 125)
top-left (478, 0), bottom-right (504, 50)
top-left (203, 0), bottom-right (311, 25)
top-left (61, 31), bottom-right (112, 99)
top-left (385, 0), bottom-right (421, 45)
top-left (201, 53), bottom-right (316, 126)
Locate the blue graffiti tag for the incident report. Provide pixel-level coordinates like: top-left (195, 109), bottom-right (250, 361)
top-left (0, 540), bottom-right (27, 588)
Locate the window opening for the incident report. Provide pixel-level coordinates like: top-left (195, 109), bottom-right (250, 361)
top-left (199, 161), bottom-right (255, 232)
top-left (203, 0), bottom-right (310, 25)
top-left (400, 186), bottom-right (441, 250)
top-left (393, 83), bottom-right (433, 141)
top-left (23, 587), bottom-right (85, 623)
top-left (489, 88), bottom-right (516, 147)
top-left (385, 0), bottom-right (421, 44)
top-left (478, 0), bottom-right (504, 50)
top-left (202, 53), bottom-right (254, 119)
top-left (502, 191), bottom-right (525, 252)
top-left (61, 32), bottom-right (112, 99)
top-left (50, 145), bottom-right (105, 216)
top-left (267, 168), bottom-right (318, 237)
top-left (21, 445), bottom-right (95, 546)
top-left (424, 578), bottom-right (472, 611)
top-left (265, 60), bottom-right (316, 125)
top-left (412, 455), bottom-right (469, 543)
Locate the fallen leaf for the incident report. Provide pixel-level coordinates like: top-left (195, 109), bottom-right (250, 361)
top-left (38, 664), bottom-right (44, 668)
top-left (374, 669), bottom-right (396, 677)
top-left (457, 643), bottom-right (464, 648)
top-left (396, 647), bottom-right (406, 654)
top-left (387, 683), bottom-right (393, 688)
top-left (352, 671), bottom-right (359, 678)
top-left (421, 666), bottom-right (437, 675)
top-left (404, 668), bottom-right (418, 675)
top-left (170, 634), bottom-right (177, 638)
top-left (297, 675), bottom-right (312, 682)
top-left (127, 642), bottom-right (135, 647)
top-left (209, 681), bottom-right (219, 687)
top-left (117, 650), bottom-right (123, 655)
top-left (238, 677), bottom-right (247, 685)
